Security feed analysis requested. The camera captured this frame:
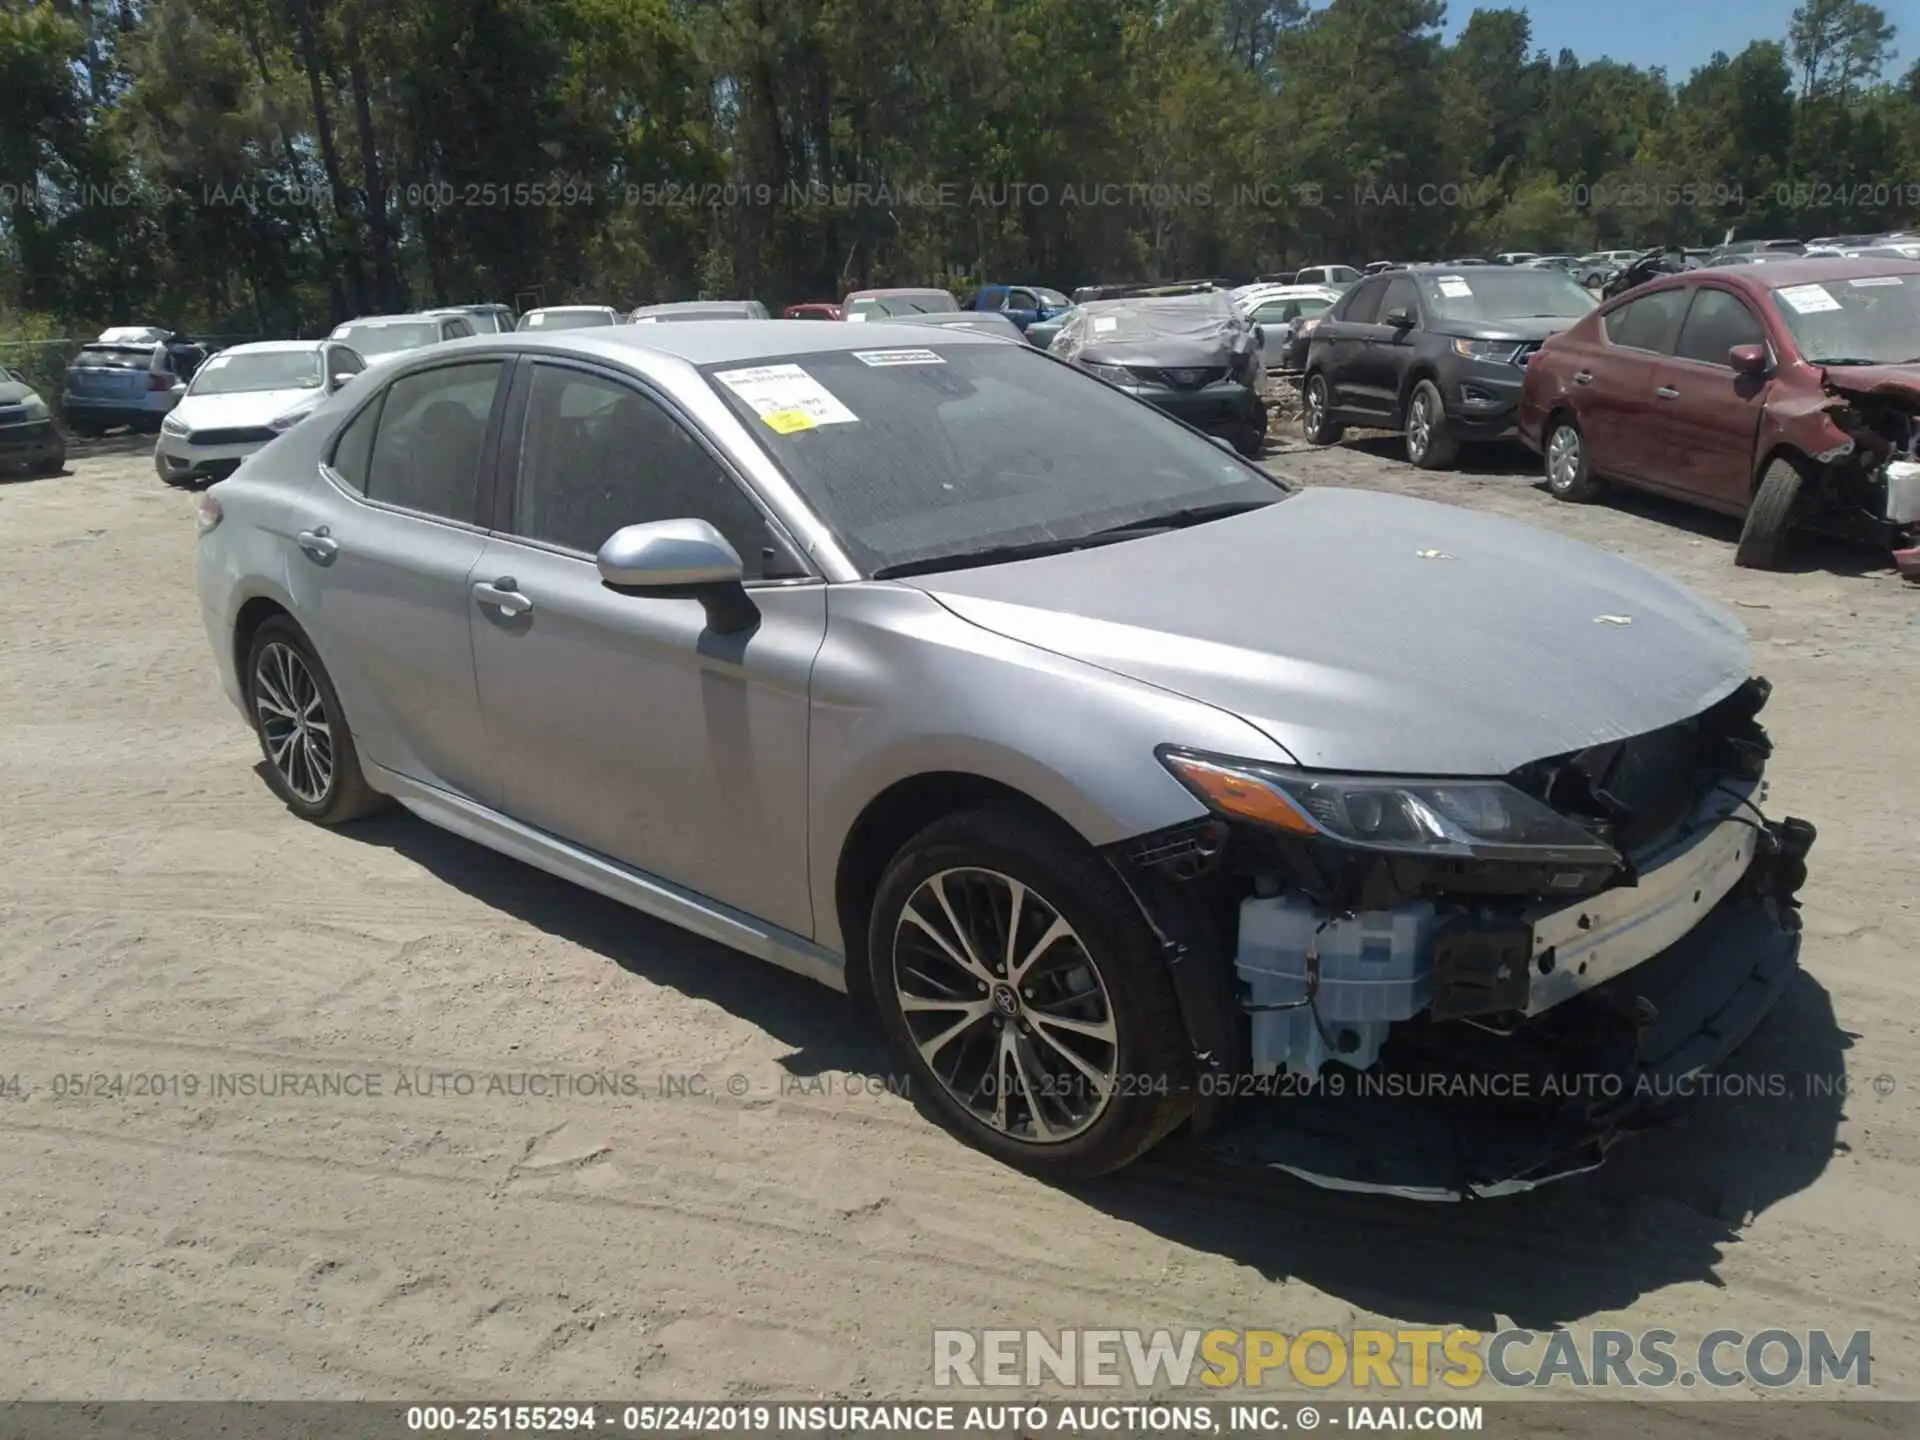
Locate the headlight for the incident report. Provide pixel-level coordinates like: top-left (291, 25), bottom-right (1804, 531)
top-left (1082, 361), bottom-right (1136, 386)
top-left (1451, 338), bottom-right (1525, 363)
top-left (161, 414), bottom-right (189, 436)
top-left (1158, 749), bottom-right (1620, 866)
top-left (269, 407), bottom-right (313, 432)
top-left (19, 395), bottom-right (49, 421)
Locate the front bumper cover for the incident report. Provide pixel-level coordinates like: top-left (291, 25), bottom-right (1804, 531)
top-left (1195, 813), bottom-right (1813, 1199)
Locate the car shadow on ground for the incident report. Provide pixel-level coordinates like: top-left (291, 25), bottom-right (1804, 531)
top-left (329, 791), bottom-right (1848, 1329)
top-left (330, 798), bottom-right (889, 1079)
top-left (1072, 967), bottom-right (1848, 1328)
top-left (67, 431), bottom-right (156, 458)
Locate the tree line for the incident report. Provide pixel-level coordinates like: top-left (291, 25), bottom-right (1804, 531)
top-left (1, 0), bottom-right (1917, 341)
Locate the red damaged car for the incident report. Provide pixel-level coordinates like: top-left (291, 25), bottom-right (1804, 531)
top-left (1519, 256), bottom-right (1920, 576)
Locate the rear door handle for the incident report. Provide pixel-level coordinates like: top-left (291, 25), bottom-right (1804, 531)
top-left (296, 528), bottom-right (338, 564)
top-left (1655, 385), bottom-right (1679, 399)
top-left (472, 576), bottom-right (533, 617)
top-left (1573, 370), bottom-right (1593, 385)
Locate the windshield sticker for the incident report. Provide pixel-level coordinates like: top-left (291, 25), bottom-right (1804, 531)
top-left (631, 315), bottom-right (658, 323)
top-left (1092, 316), bottom-right (1119, 333)
top-left (713, 363), bottom-right (859, 432)
top-left (845, 312), bottom-right (867, 322)
top-left (1436, 276), bottom-right (1473, 298)
top-left (1776, 283), bottom-right (1840, 313)
top-left (1849, 276), bottom-right (1904, 287)
top-left (527, 313), bottom-right (547, 326)
top-left (852, 349), bottom-right (945, 367)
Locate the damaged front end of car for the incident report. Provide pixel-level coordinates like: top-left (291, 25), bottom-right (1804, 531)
top-left (1779, 370), bottom-right (1920, 574)
top-left (1103, 676), bottom-right (1816, 1199)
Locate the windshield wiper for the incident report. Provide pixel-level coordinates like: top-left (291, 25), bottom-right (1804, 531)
top-left (871, 533), bottom-right (1137, 579)
top-left (869, 499), bottom-right (1278, 581)
top-left (1812, 358), bottom-right (1885, 366)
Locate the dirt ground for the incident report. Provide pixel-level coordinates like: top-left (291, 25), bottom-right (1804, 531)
top-left (1, 425), bottom-right (1916, 1409)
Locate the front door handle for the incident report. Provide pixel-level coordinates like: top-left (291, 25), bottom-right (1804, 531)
top-left (1573, 370), bottom-right (1593, 385)
top-left (472, 576), bottom-right (533, 617)
top-left (1655, 385), bottom-right (1679, 400)
top-left (296, 528), bottom-right (338, 564)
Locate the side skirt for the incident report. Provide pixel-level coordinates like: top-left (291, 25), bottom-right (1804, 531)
top-left (368, 763), bottom-right (849, 993)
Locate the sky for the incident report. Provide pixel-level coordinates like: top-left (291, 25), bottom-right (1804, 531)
top-left (1440, 0), bottom-right (1841, 79)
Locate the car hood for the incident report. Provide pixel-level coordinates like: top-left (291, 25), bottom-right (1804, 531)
top-left (1435, 316), bottom-right (1583, 343)
top-left (174, 387), bottom-right (319, 429)
top-left (912, 488), bottom-right (1752, 775)
top-left (1817, 364), bottom-right (1920, 404)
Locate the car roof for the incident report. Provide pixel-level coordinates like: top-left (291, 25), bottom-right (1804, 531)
top-left (445, 318), bottom-right (1010, 367)
top-left (201, 340), bottom-right (328, 356)
top-left (528, 305), bottom-right (620, 314)
top-left (844, 287), bottom-right (953, 298)
top-left (1668, 256), bottom-right (1920, 291)
top-left (335, 313), bottom-right (441, 327)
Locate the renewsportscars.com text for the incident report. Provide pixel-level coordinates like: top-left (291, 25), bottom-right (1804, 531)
top-left (932, 1327), bottom-right (1873, 1389)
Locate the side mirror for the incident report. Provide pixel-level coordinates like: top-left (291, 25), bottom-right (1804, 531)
top-left (1728, 343), bottom-right (1768, 375)
top-left (1382, 307), bottom-right (1415, 329)
top-left (596, 517), bottom-right (759, 634)
top-left (329, 372), bottom-right (355, 392)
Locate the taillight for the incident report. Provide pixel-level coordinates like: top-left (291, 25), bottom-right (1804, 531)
top-left (195, 494), bottom-right (223, 535)
top-left (149, 373), bottom-right (172, 391)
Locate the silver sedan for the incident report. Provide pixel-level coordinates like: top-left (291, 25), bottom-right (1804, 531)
top-left (194, 321), bottom-right (1814, 1196)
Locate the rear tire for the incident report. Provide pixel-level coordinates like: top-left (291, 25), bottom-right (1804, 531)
top-left (1542, 414), bottom-right (1602, 502)
top-left (867, 805), bottom-right (1192, 1180)
top-left (1404, 380), bottom-right (1458, 469)
top-left (244, 617), bottom-right (386, 824)
top-left (1735, 456), bottom-right (1807, 570)
top-left (1301, 372), bottom-right (1344, 446)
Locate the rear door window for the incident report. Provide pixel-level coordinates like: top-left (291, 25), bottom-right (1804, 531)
top-left (361, 361), bottom-right (504, 522)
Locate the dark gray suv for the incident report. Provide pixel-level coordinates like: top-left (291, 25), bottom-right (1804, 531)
top-left (1300, 265), bottom-right (1596, 468)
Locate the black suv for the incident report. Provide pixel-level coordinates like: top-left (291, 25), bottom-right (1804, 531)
top-left (1299, 264), bottom-right (1595, 468)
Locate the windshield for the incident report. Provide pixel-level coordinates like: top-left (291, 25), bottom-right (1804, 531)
top-left (846, 293), bottom-right (958, 319)
top-left (1769, 274), bottom-right (1920, 364)
top-left (1033, 288), bottom-right (1070, 307)
top-left (1417, 269), bottom-right (1596, 322)
top-left (188, 350), bottom-right (322, 395)
top-left (701, 343), bottom-right (1285, 575)
top-left (524, 310), bottom-right (615, 330)
top-left (461, 309), bottom-right (506, 334)
top-left (333, 321), bottom-right (439, 355)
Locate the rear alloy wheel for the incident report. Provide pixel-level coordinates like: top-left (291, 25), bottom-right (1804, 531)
top-left (1404, 380), bottom-right (1459, 469)
top-left (1301, 372), bottom-right (1344, 446)
top-left (1543, 415), bottom-right (1602, 502)
top-left (870, 807), bottom-right (1190, 1178)
top-left (244, 617), bottom-right (385, 824)
top-left (1735, 456), bottom-right (1807, 570)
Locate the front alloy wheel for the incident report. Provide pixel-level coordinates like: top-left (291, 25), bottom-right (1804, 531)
top-left (893, 867), bottom-right (1119, 1143)
top-left (870, 806), bottom-right (1191, 1178)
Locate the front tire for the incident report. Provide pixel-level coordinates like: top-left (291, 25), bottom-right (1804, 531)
top-left (1542, 414), bottom-right (1602, 501)
top-left (868, 806), bottom-right (1192, 1179)
top-left (1403, 379), bottom-right (1458, 469)
top-left (1735, 456), bottom-right (1807, 570)
top-left (1301, 372), bottom-right (1344, 446)
top-left (244, 617), bottom-right (385, 824)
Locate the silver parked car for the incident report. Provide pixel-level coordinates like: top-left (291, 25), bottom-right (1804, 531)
top-left (194, 323), bottom-right (1814, 1197)
top-left (330, 312), bottom-right (476, 368)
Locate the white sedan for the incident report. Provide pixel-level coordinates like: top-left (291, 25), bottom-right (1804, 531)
top-left (154, 340), bottom-right (366, 485)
